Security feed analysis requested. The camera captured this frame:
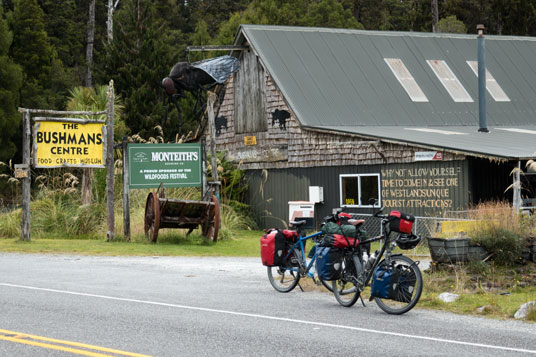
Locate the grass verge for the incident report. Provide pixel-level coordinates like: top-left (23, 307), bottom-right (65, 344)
top-left (0, 230), bottom-right (263, 257)
top-left (419, 262), bottom-right (536, 321)
top-left (1, 230), bottom-right (535, 322)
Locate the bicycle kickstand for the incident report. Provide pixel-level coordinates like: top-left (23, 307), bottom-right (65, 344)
top-left (359, 295), bottom-right (366, 307)
top-left (297, 282), bottom-right (304, 292)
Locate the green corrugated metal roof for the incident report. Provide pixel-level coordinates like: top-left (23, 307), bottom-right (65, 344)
top-left (238, 25), bottom-right (536, 159)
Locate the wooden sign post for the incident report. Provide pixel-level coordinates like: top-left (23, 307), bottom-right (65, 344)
top-left (17, 81), bottom-right (114, 241)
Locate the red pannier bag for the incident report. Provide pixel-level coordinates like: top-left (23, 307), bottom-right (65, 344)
top-left (388, 211), bottom-right (415, 234)
top-left (281, 229), bottom-right (299, 243)
top-left (260, 230), bottom-right (286, 266)
top-left (331, 234), bottom-right (358, 248)
top-left (322, 234), bottom-right (358, 248)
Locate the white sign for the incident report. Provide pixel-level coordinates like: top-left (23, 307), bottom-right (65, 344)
top-left (414, 151), bottom-right (443, 161)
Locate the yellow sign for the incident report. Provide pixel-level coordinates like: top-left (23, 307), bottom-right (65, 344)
top-left (244, 136), bottom-right (257, 146)
top-left (33, 120), bottom-right (106, 168)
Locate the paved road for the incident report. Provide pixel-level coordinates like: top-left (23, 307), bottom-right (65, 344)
top-left (0, 253), bottom-right (535, 356)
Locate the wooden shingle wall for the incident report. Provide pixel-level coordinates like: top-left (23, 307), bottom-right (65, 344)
top-left (209, 71), bottom-right (465, 170)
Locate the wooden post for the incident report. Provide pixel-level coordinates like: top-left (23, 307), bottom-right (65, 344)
top-left (207, 92), bottom-right (220, 199)
top-left (21, 110), bottom-right (31, 241)
top-left (513, 160), bottom-right (522, 212)
top-left (106, 80), bottom-right (115, 240)
top-left (201, 137), bottom-right (207, 197)
top-left (122, 136), bottom-right (130, 241)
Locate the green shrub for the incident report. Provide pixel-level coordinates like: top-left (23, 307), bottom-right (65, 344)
top-left (527, 305), bottom-right (536, 322)
top-left (471, 225), bottom-right (525, 266)
top-left (0, 209), bottom-right (21, 238)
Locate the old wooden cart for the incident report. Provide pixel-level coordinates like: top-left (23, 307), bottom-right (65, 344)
top-left (144, 183), bottom-right (220, 243)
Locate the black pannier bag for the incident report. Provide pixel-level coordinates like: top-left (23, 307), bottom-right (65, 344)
top-left (388, 211), bottom-right (415, 234)
top-left (388, 265), bottom-right (416, 303)
top-left (316, 246), bottom-right (344, 280)
top-left (371, 264), bottom-right (415, 303)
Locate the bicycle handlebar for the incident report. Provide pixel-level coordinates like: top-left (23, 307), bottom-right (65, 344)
top-left (372, 206), bottom-right (386, 218)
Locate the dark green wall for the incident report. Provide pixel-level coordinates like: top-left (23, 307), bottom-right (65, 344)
top-left (246, 161), bottom-right (470, 229)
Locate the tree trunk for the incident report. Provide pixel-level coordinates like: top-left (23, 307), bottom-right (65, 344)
top-left (107, 0), bottom-right (119, 42)
top-left (431, 0), bottom-right (439, 33)
top-left (81, 169), bottom-right (93, 205)
top-left (86, 0), bottom-right (95, 87)
top-left (82, 0), bottom-right (96, 205)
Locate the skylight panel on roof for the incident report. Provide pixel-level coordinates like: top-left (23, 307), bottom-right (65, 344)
top-left (466, 61), bottom-right (510, 102)
top-left (404, 128), bottom-right (468, 135)
top-left (426, 60), bottom-right (473, 103)
top-left (384, 58), bottom-right (428, 102)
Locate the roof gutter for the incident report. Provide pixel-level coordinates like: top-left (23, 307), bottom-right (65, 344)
top-left (302, 125), bottom-right (513, 162)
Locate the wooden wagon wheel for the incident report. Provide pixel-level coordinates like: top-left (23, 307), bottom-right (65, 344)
top-left (144, 192), bottom-right (160, 243)
top-left (202, 194), bottom-right (220, 242)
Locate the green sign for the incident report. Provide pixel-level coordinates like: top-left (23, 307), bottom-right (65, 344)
top-left (128, 143), bottom-right (202, 188)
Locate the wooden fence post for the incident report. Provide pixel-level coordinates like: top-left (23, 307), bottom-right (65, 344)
top-left (21, 110), bottom-right (31, 241)
top-left (122, 136), bottom-right (130, 241)
top-left (106, 80), bottom-right (115, 240)
top-left (207, 92), bottom-right (220, 199)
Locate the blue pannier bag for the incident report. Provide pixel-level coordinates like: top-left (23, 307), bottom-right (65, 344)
top-left (315, 246), bottom-right (343, 281)
top-left (370, 265), bottom-right (394, 299)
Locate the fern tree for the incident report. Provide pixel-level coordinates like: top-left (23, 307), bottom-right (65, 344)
top-left (65, 86), bottom-right (126, 204)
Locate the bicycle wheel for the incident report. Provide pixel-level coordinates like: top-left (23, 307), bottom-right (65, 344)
top-left (267, 250), bottom-right (301, 293)
top-left (374, 255), bottom-right (423, 315)
top-left (332, 255), bottom-right (360, 307)
top-left (319, 278), bottom-right (334, 292)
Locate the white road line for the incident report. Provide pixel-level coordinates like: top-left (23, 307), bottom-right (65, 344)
top-left (1, 282), bottom-right (535, 354)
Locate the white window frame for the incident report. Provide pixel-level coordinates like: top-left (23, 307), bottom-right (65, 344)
top-left (339, 173), bottom-right (381, 208)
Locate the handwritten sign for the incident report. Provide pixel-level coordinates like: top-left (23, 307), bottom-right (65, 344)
top-left (33, 120), bottom-right (106, 168)
top-left (381, 166), bottom-right (461, 210)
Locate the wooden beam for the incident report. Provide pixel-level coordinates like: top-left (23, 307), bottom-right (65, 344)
top-left (33, 117), bottom-right (105, 124)
top-left (122, 136), bottom-right (130, 241)
top-left (106, 80), bottom-right (115, 241)
top-left (513, 160), bottom-right (522, 211)
top-left (18, 108), bottom-right (106, 115)
top-left (207, 92), bottom-right (220, 200)
top-left (21, 110), bottom-right (31, 241)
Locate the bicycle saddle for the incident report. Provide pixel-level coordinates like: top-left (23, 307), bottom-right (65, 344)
top-left (289, 220), bottom-right (307, 227)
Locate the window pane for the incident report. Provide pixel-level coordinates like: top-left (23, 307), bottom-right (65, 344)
top-left (342, 177), bottom-right (358, 206)
top-left (427, 60), bottom-right (473, 102)
top-left (360, 176), bottom-right (379, 205)
top-left (384, 58), bottom-right (428, 102)
top-left (466, 61), bottom-right (510, 102)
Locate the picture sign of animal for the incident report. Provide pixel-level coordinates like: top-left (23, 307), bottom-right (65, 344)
top-left (271, 109), bottom-right (290, 130)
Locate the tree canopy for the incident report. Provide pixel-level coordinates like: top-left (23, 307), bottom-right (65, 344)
top-left (0, 0), bottom-right (536, 173)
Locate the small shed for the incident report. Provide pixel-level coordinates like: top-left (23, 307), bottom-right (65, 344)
top-left (208, 25), bottom-right (536, 228)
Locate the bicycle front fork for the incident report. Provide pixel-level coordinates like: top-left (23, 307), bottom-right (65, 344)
top-left (352, 254), bottom-right (367, 290)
